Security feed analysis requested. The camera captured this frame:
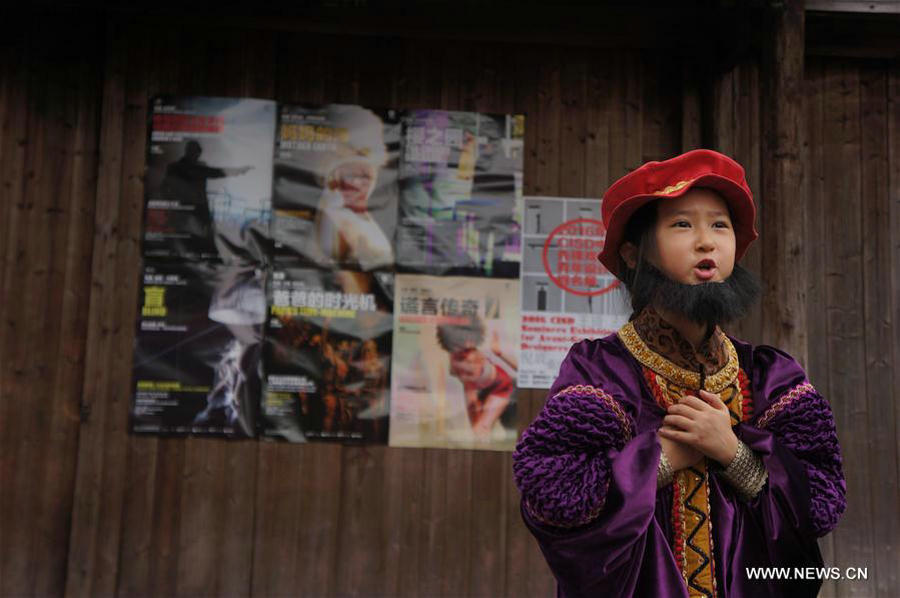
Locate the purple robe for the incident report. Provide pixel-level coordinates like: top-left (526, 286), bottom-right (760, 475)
top-left (512, 333), bottom-right (846, 597)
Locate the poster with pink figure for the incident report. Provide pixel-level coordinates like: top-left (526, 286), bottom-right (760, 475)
top-left (390, 274), bottom-right (520, 451)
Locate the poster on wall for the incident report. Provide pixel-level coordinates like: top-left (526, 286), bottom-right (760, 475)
top-left (271, 104), bottom-right (401, 271)
top-left (143, 96), bottom-right (277, 263)
top-left (395, 110), bottom-right (524, 278)
top-left (131, 261), bottom-right (267, 436)
top-left (262, 267), bottom-right (393, 443)
top-left (518, 196), bottom-right (631, 389)
top-left (390, 275), bottom-right (520, 451)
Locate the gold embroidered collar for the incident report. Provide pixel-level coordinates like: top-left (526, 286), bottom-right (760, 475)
top-left (631, 306), bottom-right (727, 373)
top-left (618, 320), bottom-right (739, 392)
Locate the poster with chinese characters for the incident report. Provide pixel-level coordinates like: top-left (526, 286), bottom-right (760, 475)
top-left (271, 104), bottom-right (400, 271)
top-left (396, 110), bottom-right (524, 278)
top-left (518, 196), bottom-right (631, 389)
top-left (131, 261), bottom-right (267, 436)
top-left (262, 267), bottom-right (393, 443)
top-left (390, 275), bottom-right (520, 451)
top-left (143, 96), bottom-right (276, 263)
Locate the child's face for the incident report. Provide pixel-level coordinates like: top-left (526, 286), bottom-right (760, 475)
top-left (648, 189), bottom-right (736, 284)
top-left (330, 161), bottom-right (377, 212)
top-left (449, 347), bottom-right (486, 381)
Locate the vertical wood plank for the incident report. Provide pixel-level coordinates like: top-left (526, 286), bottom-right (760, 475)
top-left (888, 61), bottom-right (900, 598)
top-left (381, 446), bottom-right (425, 597)
top-left (523, 45), bottom-right (560, 197)
top-left (622, 52), bottom-right (643, 175)
top-left (803, 57), bottom-right (837, 598)
top-left (65, 17), bottom-right (134, 596)
top-left (120, 24), bottom-right (206, 597)
top-left (416, 447), bottom-right (449, 597)
top-left (0, 18), bottom-right (39, 595)
top-left (31, 19), bottom-right (103, 596)
top-left (0, 42), bottom-right (27, 590)
top-left (558, 48), bottom-right (587, 198)
top-left (0, 20), bottom-right (26, 303)
top-left (641, 52), bottom-right (681, 163)
top-left (334, 446), bottom-right (390, 597)
top-left (859, 61), bottom-right (898, 598)
top-left (732, 61), bottom-right (763, 346)
top-left (759, 0), bottom-right (807, 360)
top-left (709, 66), bottom-right (736, 157)
top-left (115, 23), bottom-right (169, 596)
top-left (681, 58), bottom-right (702, 152)
top-left (250, 443), bottom-right (302, 596)
top-left (584, 48), bottom-right (611, 198)
top-left (822, 59), bottom-right (875, 598)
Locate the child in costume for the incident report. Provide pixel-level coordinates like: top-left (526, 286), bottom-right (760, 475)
top-left (512, 149), bottom-right (846, 598)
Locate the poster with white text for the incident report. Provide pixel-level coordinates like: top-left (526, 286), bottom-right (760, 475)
top-left (144, 96), bottom-right (276, 263)
top-left (262, 267), bottom-right (393, 443)
top-left (518, 196), bottom-right (630, 389)
top-left (396, 110), bottom-right (524, 278)
top-left (390, 275), bottom-right (520, 451)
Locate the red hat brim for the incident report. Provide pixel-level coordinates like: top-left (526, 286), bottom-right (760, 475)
top-left (597, 173), bottom-right (758, 279)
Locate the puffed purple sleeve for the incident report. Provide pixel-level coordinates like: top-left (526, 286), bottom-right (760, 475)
top-left (739, 345), bottom-right (846, 538)
top-left (512, 340), bottom-right (688, 598)
top-left (512, 380), bottom-right (633, 527)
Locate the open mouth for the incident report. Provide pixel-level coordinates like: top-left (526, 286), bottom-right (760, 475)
top-left (694, 259), bottom-right (717, 279)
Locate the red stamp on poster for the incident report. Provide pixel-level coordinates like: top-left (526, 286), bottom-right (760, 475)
top-left (542, 218), bottom-right (620, 297)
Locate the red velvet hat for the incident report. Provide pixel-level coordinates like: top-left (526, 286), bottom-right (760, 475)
top-left (597, 149), bottom-right (758, 279)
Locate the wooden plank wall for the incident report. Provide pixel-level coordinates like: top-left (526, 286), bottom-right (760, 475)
top-left (803, 56), bottom-right (900, 598)
top-left (1, 13), bottom-right (898, 598)
top-left (0, 15), bottom-right (105, 597)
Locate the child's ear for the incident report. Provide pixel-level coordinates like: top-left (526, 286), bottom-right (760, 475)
top-left (619, 242), bottom-right (638, 270)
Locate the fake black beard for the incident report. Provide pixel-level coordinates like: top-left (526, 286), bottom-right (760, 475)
top-left (625, 259), bottom-right (761, 333)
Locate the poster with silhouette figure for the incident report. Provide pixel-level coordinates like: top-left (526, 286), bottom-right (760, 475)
top-left (518, 196), bottom-right (630, 388)
top-left (131, 261), bottom-right (267, 436)
top-left (144, 96), bottom-right (276, 263)
top-left (395, 110), bottom-right (524, 278)
top-left (262, 267), bottom-right (393, 443)
top-left (271, 104), bottom-right (400, 271)
top-left (390, 275), bottom-right (520, 451)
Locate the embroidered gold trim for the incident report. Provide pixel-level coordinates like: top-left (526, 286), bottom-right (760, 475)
top-left (757, 381), bottom-right (815, 428)
top-left (644, 368), bottom-right (745, 430)
top-left (675, 463), bottom-right (717, 598)
top-left (653, 178), bottom-right (693, 196)
top-left (618, 321), bottom-right (738, 392)
top-left (554, 384), bottom-right (634, 440)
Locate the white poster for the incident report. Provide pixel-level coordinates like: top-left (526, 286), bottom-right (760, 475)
top-left (518, 196), bottom-right (630, 389)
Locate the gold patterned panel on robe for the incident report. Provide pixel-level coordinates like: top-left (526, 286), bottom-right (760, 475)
top-left (619, 321), bottom-right (747, 598)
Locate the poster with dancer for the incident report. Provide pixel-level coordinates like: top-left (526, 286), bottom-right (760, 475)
top-left (262, 267), bottom-right (393, 443)
top-left (390, 275), bottom-right (520, 451)
top-left (518, 196), bottom-right (630, 388)
top-left (271, 104), bottom-right (400, 271)
top-left (144, 96), bottom-right (276, 263)
top-left (131, 261), bottom-right (267, 436)
top-left (396, 110), bottom-right (524, 278)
